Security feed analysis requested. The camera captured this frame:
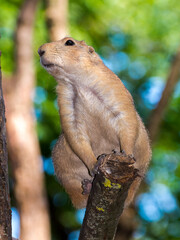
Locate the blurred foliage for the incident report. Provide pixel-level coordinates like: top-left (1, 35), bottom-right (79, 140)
top-left (1, 0), bottom-right (180, 239)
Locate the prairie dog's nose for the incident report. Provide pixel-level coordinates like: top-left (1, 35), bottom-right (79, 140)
top-left (38, 48), bottom-right (45, 57)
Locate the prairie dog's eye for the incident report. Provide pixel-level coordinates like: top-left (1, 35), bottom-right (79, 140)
top-left (65, 40), bottom-right (75, 46)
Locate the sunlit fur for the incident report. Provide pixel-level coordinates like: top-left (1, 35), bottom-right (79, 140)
top-left (39, 37), bottom-right (151, 208)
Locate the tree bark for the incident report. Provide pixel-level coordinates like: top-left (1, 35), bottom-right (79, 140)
top-left (45, 0), bottom-right (69, 41)
top-left (114, 208), bottom-right (137, 240)
top-left (3, 0), bottom-right (51, 240)
top-left (0, 52), bottom-right (12, 240)
top-left (148, 49), bottom-right (180, 142)
top-left (79, 152), bottom-right (139, 240)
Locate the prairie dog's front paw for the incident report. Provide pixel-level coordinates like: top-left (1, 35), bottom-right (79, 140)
top-left (120, 150), bottom-right (136, 164)
top-left (82, 179), bottom-right (92, 195)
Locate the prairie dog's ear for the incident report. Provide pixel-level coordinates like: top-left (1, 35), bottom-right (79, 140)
top-left (88, 46), bottom-right (95, 53)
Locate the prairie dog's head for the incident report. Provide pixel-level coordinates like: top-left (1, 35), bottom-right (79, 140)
top-left (38, 37), bottom-right (101, 81)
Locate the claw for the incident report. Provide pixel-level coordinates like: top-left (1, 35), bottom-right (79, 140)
top-left (121, 150), bottom-right (126, 156)
top-left (112, 149), bottom-right (117, 154)
top-left (93, 153), bottom-right (107, 175)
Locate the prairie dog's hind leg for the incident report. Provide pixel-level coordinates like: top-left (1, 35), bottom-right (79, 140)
top-left (52, 134), bottom-right (92, 209)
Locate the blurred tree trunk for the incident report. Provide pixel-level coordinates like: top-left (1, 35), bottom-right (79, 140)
top-left (3, 0), bottom-right (51, 240)
top-left (148, 49), bottom-right (180, 142)
top-left (0, 52), bottom-right (12, 240)
top-left (45, 0), bottom-right (69, 41)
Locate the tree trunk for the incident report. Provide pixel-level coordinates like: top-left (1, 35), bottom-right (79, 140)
top-left (3, 0), bottom-right (51, 240)
top-left (0, 52), bottom-right (12, 240)
top-left (45, 0), bottom-right (69, 41)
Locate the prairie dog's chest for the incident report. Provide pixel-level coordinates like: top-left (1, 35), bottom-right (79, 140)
top-left (73, 86), bottom-right (121, 152)
top-left (77, 86), bottom-right (104, 114)
top-left (75, 86), bottom-right (110, 117)
top-left (73, 86), bottom-right (121, 134)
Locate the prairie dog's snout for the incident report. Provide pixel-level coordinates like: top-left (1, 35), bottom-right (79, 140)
top-left (38, 43), bottom-right (49, 58)
top-left (38, 48), bottom-right (45, 57)
top-left (38, 44), bottom-right (49, 66)
top-left (38, 42), bottom-right (65, 75)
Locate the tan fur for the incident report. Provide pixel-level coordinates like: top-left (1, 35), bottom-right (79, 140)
top-left (38, 37), bottom-right (151, 208)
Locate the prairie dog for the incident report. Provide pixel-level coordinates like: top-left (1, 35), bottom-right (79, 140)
top-left (38, 37), bottom-right (151, 209)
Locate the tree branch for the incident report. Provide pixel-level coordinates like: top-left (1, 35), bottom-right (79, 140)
top-left (0, 52), bottom-right (12, 240)
top-left (148, 49), bottom-right (180, 142)
top-left (79, 152), bottom-right (139, 240)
